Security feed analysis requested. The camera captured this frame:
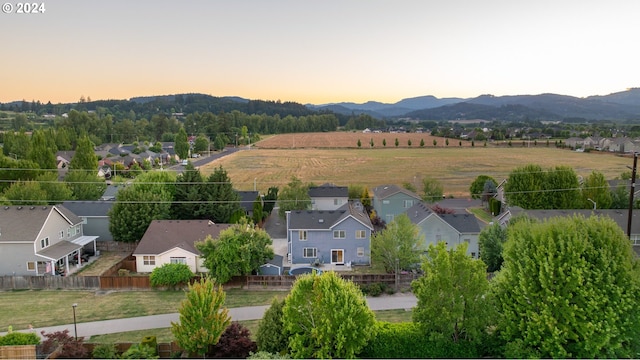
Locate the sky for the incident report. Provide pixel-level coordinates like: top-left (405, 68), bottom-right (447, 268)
top-left (1, 0), bottom-right (639, 105)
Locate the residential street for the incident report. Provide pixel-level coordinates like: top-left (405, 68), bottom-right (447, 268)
top-left (17, 292), bottom-right (417, 339)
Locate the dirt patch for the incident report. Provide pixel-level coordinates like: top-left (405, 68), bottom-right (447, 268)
top-left (74, 251), bottom-right (131, 276)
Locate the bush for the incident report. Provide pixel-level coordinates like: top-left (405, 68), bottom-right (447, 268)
top-left (256, 298), bottom-right (288, 354)
top-left (248, 351), bottom-right (291, 359)
top-left (0, 331), bottom-right (40, 345)
top-left (120, 343), bottom-right (159, 359)
top-left (359, 282), bottom-right (387, 297)
top-left (39, 330), bottom-right (88, 359)
top-left (210, 322), bottom-right (257, 358)
top-left (149, 263), bottom-right (194, 289)
top-left (92, 343), bottom-right (118, 359)
top-left (140, 335), bottom-right (157, 356)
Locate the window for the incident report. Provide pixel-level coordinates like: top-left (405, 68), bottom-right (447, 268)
top-left (471, 252), bottom-right (476, 258)
top-left (40, 237), bottom-right (49, 248)
top-left (382, 200), bottom-right (390, 205)
top-left (357, 247), bottom-right (365, 257)
top-left (67, 228), bottom-right (71, 237)
top-left (355, 230), bottom-right (366, 239)
top-left (299, 230), bottom-right (307, 241)
top-left (303, 248), bottom-right (317, 258)
top-left (334, 198), bottom-right (342, 206)
top-left (403, 199), bottom-right (414, 208)
top-left (333, 230), bottom-right (346, 239)
top-left (59, 230), bottom-right (65, 239)
top-left (170, 257), bottom-right (186, 265)
top-left (143, 256), bottom-right (156, 266)
top-left (26, 262), bottom-right (36, 271)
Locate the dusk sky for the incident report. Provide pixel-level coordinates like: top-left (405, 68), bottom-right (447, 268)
top-left (1, 0), bottom-right (639, 105)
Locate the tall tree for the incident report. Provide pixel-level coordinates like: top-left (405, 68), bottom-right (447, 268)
top-left (171, 277), bottom-right (231, 358)
top-left (277, 176), bottom-right (311, 218)
top-left (172, 162), bottom-right (204, 219)
top-left (198, 166), bottom-right (242, 223)
top-left (282, 271), bottom-right (375, 359)
top-left (421, 176), bottom-right (443, 203)
top-left (371, 213), bottom-right (423, 273)
top-left (65, 136), bottom-right (105, 200)
top-left (412, 242), bottom-right (492, 344)
top-left (493, 215), bottom-right (640, 358)
top-left (262, 186), bottom-right (278, 216)
top-left (196, 218), bottom-right (274, 284)
top-left (27, 129), bottom-right (56, 170)
top-left (478, 222), bottom-right (507, 272)
top-left (581, 170), bottom-right (612, 209)
top-left (469, 175), bottom-right (497, 200)
top-left (175, 127), bottom-right (189, 160)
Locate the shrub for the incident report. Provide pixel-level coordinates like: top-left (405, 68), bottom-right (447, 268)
top-left (248, 351), bottom-right (291, 359)
top-left (149, 263), bottom-right (194, 289)
top-left (120, 343), bottom-right (159, 359)
top-left (0, 331), bottom-right (40, 345)
top-left (140, 335), bottom-right (157, 356)
top-left (39, 330), bottom-right (88, 359)
top-left (256, 298), bottom-right (288, 354)
top-left (210, 322), bottom-right (257, 358)
top-left (92, 343), bottom-right (118, 359)
top-left (360, 282), bottom-right (386, 297)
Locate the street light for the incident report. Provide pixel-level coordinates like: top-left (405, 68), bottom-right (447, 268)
top-left (72, 303), bottom-right (78, 341)
top-left (587, 198), bottom-right (596, 210)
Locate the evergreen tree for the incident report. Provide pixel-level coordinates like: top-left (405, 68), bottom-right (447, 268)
top-left (65, 136), bottom-right (105, 200)
top-left (175, 127), bottom-right (189, 160)
top-left (172, 162), bottom-right (204, 219)
top-left (198, 166), bottom-right (242, 223)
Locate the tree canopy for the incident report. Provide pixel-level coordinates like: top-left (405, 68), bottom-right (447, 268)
top-left (277, 176), bottom-right (311, 218)
top-left (370, 213), bottom-right (423, 273)
top-left (504, 164), bottom-right (581, 209)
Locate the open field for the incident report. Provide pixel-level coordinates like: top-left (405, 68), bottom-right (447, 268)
top-left (202, 134), bottom-right (632, 197)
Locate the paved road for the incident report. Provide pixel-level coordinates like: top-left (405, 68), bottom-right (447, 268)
top-left (19, 293), bottom-right (417, 339)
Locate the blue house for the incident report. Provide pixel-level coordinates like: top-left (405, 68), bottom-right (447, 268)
top-left (286, 202), bottom-right (373, 269)
top-left (405, 201), bottom-right (482, 258)
top-left (372, 184), bottom-right (422, 224)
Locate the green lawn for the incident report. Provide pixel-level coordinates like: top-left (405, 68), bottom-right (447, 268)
top-left (0, 289), bottom-right (287, 331)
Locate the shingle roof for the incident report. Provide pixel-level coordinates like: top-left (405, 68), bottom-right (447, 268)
top-left (61, 201), bottom-right (114, 217)
top-left (516, 209), bottom-right (640, 234)
top-left (372, 184), bottom-right (421, 200)
top-left (236, 191), bottom-right (259, 212)
top-left (405, 201), bottom-right (434, 224)
top-left (0, 205), bottom-right (80, 242)
top-left (308, 185), bottom-right (348, 198)
top-left (439, 214), bottom-right (482, 233)
top-left (288, 203), bottom-right (373, 230)
top-left (133, 220), bottom-right (231, 256)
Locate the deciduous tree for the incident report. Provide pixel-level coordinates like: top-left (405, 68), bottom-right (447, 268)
top-left (371, 213), bottom-right (423, 273)
top-left (493, 215), bottom-right (640, 358)
top-left (469, 175), bottom-right (497, 200)
top-left (581, 170), bottom-right (612, 209)
top-left (282, 271), bottom-right (375, 358)
top-left (256, 298), bottom-right (289, 354)
top-left (478, 222), bottom-right (507, 272)
top-left (175, 127), bottom-right (189, 160)
top-left (277, 176), bottom-right (311, 218)
top-left (421, 176), bottom-right (443, 202)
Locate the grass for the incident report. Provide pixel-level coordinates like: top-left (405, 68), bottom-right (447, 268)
top-left (468, 207), bottom-right (494, 224)
top-left (87, 310), bottom-right (413, 344)
top-left (201, 144), bottom-right (632, 197)
top-left (0, 288), bottom-right (287, 331)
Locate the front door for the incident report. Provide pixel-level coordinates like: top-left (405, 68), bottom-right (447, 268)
top-left (331, 249), bottom-right (344, 265)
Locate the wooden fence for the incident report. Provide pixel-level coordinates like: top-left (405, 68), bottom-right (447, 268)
top-left (0, 275), bottom-right (100, 290)
top-left (0, 345), bottom-right (36, 359)
top-left (245, 273), bottom-right (416, 290)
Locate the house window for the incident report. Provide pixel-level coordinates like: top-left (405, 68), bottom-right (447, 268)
top-left (143, 256), bottom-right (156, 266)
top-left (67, 228), bottom-right (72, 237)
top-left (471, 252), bottom-right (476, 258)
top-left (59, 230), bottom-right (65, 239)
top-left (170, 257), bottom-right (186, 265)
top-left (333, 230), bottom-right (346, 239)
top-left (355, 230), bottom-right (366, 239)
top-left (40, 237), bottom-right (49, 248)
top-left (303, 248), bottom-right (317, 258)
top-left (382, 200), bottom-right (390, 204)
top-left (299, 230), bottom-right (307, 241)
top-left (26, 261), bottom-right (36, 271)
top-left (357, 247), bottom-right (365, 257)
top-left (403, 199), bottom-right (414, 208)
top-left (334, 199), bottom-right (342, 206)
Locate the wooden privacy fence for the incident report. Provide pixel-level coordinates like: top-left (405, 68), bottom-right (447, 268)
top-left (0, 275), bottom-right (100, 290)
top-left (0, 345), bottom-right (36, 359)
top-left (245, 273), bottom-right (417, 290)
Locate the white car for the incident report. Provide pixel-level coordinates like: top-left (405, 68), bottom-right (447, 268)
top-left (181, 160), bottom-right (188, 166)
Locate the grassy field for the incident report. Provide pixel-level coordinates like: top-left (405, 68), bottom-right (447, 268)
top-left (202, 136), bottom-right (631, 197)
top-left (0, 289), bottom-right (287, 331)
top-left (88, 309), bottom-right (413, 343)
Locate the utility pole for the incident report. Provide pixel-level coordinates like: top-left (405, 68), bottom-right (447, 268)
top-left (627, 153), bottom-right (638, 238)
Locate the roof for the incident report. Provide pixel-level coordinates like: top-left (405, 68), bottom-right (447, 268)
top-left (0, 205), bottom-right (81, 242)
top-left (439, 214), bottom-right (482, 233)
top-left (288, 203), bottom-right (373, 230)
top-left (432, 198), bottom-right (483, 214)
top-left (236, 191), bottom-right (259, 211)
top-left (372, 184), bottom-right (421, 201)
top-left (405, 201), bottom-right (435, 224)
top-left (261, 254), bottom-right (283, 268)
top-left (133, 220), bottom-right (232, 256)
top-left (61, 201), bottom-right (114, 217)
top-left (308, 185), bottom-right (348, 198)
top-left (514, 209), bottom-right (640, 235)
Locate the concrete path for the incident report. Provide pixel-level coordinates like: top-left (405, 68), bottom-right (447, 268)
top-left (22, 293), bottom-right (417, 339)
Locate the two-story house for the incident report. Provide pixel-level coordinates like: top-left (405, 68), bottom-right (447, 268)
top-left (405, 201), bottom-right (482, 258)
top-left (0, 205), bottom-right (98, 276)
top-left (308, 183), bottom-right (349, 210)
top-left (372, 184), bottom-right (422, 224)
top-left (286, 202), bottom-right (373, 269)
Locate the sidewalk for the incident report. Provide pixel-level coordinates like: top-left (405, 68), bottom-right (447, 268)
top-left (19, 293), bottom-right (417, 339)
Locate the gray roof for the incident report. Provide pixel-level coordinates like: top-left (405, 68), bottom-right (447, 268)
top-left (0, 205), bottom-right (81, 242)
top-left (236, 191), bottom-right (259, 212)
top-left (61, 201), bottom-right (114, 217)
top-left (439, 213), bottom-right (482, 233)
top-left (288, 203), bottom-right (373, 230)
top-left (262, 254), bottom-right (283, 268)
top-left (405, 201), bottom-right (434, 223)
top-left (133, 220), bottom-right (231, 256)
top-left (514, 209), bottom-right (640, 235)
top-left (308, 185), bottom-right (348, 198)
top-left (372, 184), bottom-right (421, 200)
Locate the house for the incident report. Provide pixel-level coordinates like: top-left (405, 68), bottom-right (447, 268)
top-left (286, 202), bottom-right (373, 268)
top-left (0, 205), bottom-right (98, 276)
top-left (564, 137), bottom-right (585, 149)
top-left (405, 202), bottom-right (482, 258)
top-left (133, 220), bottom-right (231, 273)
top-left (236, 190), bottom-right (260, 218)
top-left (259, 254), bottom-right (284, 275)
top-left (609, 137), bottom-right (635, 153)
top-left (372, 184), bottom-right (422, 224)
top-left (308, 183), bottom-right (349, 210)
top-left (62, 201), bottom-right (115, 241)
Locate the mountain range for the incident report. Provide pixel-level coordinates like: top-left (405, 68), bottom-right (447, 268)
top-left (308, 88), bottom-right (640, 121)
